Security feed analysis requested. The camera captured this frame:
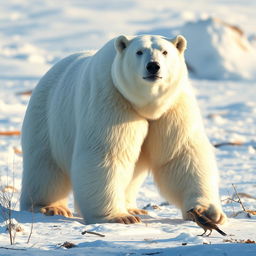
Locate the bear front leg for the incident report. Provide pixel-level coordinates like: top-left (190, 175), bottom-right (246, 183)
top-left (152, 138), bottom-right (226, 224)
top-left (125, 152), bottom-right (149, 216)
top-left (72, 114), bottom-right (148, 224)
top-left (146, 93), bottom-right (227, 225)
top-left (72, 152), bottom-right (141, 224)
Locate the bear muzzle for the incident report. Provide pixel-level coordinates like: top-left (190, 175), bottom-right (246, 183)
top-left (143, 61), bottom-right (162, 81)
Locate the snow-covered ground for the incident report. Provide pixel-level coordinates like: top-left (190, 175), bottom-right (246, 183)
top-left (0, 0), bottom-right (256, 255)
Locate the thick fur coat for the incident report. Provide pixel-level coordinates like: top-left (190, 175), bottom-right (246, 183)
top-left (20, 35), bottom-right (226, 224)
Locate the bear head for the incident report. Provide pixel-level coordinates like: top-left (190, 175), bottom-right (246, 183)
top-left (111, 35), bottom-right (188, 120)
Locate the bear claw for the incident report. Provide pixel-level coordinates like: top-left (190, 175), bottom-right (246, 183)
top-left (128, 208), bottom-right (148, 215)
top-left (111, 214), bottom-right (141, 224)
top-left (40, 205), bottom-right (73, 218)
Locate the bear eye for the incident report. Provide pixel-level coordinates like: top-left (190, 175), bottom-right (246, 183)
top-left (162, 50), bottom-right (168, 55)
top-left (136, 50), bottom-right (143, 56)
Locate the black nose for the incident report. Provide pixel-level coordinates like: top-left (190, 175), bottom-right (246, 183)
top-left (146, 61), bottom-right (160, 74)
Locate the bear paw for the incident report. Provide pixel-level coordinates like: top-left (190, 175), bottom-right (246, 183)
top-left (186, 204), bottom-right (226, 224)
top-left (110, 214), bottom-right (142, 224)
top-left (128, 208), bottom-right (148, 215)
top-left (40, 205), bottom-right (73, 218)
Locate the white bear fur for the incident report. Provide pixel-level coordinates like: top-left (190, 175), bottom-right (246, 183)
top-left (20, 35), bottom-right (226, 224)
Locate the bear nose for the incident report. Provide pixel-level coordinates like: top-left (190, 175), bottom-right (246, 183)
top-left (146, 61), bottom-right (160, 74)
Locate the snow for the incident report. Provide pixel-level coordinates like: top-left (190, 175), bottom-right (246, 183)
top-left (0, 0), bottom-right (256, 255)
top-left (179, 18), bottom-right (256, 80)
top-left (142, 18), bottom-right (256, 80)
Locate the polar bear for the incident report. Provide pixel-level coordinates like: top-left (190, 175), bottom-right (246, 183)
top-left (20, 35), bottom-right (226, 225)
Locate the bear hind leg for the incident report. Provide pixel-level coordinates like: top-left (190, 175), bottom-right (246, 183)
top-left (20, 155), bottom-right (72, 218)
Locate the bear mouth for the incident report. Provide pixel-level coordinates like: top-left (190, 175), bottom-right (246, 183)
top-left (143, 75), bottom-right (162, 81)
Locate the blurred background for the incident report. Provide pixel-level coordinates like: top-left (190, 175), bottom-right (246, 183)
top-left (1, 0), bottom-right (256, 80)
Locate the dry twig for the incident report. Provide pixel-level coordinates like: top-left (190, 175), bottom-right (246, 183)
top-left (0, 169), bottom-right (19, 245)
top-left (26, 196), bottom-right (34, 244)
top-left (229, 184), bottom-right (256, 218)
top-left (16, 90), bottom-right (32, 96)
top-left (81, 230), bottom-right (105, 237)
top-left (0, 131), bottom-right (21, 136)
top-left (0, 178), bottom-right (15, 244)
top-left (232, 184), bottom-right (246, 212)
top-left (214, 141), bottom-right (243, 148)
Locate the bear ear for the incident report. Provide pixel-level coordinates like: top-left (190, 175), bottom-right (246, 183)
top-left (115, 35), bottom-right (130, 53)
top-left (171, 35), bottom-right (187, 54)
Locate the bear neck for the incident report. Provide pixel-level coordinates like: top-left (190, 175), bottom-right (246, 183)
top-left (131, 81), bottom-right (187, 120)
top-left (128, 72), bottom-right (190, 120)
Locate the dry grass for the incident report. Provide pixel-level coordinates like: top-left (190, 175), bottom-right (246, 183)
top-left (0, 183), bottom-right (17, 245)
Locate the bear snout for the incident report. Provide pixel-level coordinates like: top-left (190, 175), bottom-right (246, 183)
top-left (146, 61), bottom-right (160, 75)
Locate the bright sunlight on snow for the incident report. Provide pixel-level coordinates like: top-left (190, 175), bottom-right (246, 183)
top-left (0, 1), bottom-right (256, 255)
